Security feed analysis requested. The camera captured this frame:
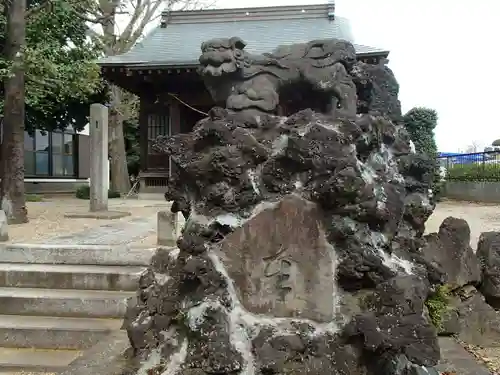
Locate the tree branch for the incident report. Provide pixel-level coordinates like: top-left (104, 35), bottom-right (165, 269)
top-left (25, 0), bottom-right (52, 17)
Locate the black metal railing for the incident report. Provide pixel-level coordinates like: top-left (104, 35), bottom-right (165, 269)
top-left (438, 151), bottom-right (500, 181)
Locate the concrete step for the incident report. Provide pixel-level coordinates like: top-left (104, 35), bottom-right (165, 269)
top-left (0, 287), bottom-right (135, 318)
top-left (0, 314), bottom-right (123, 350)
top-left (0, 347), bottom-right (81, 372)
top-left (0, 244), bottom-right (158, 266)
top-left (0, 263), bottom-right (145, 291)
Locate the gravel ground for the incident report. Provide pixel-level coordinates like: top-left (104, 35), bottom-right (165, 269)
top-left (10, 197), bottom-right (495, 247)
top-left (461, 343), bottom-right (500, 375)
top-left (6, 197), bottom-right (170, 244)
top-left (426, 199), bottom-right (500, 250)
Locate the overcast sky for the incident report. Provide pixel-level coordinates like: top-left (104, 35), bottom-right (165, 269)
top-left (211, 0), bottom-right (498, 152)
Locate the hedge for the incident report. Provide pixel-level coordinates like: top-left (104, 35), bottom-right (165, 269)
top-left (446, 163), bottom-right (500, 182)
top-left (75, 185), bottom-right (121, 199)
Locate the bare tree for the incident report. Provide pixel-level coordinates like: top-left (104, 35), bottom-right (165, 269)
top-left (1, 0), bottom-right (28, 224)
top-left (85, 0), bottom-right (208, 194)
top-left (463, 141), bottom-right (482, 154)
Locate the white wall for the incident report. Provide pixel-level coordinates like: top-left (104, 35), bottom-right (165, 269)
top-left (78, 123), bottom-right (90, 136)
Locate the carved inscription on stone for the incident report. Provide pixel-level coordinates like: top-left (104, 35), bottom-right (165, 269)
top-left (213, 195), bottom-right (335, 322)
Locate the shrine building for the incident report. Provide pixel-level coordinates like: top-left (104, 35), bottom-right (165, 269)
top-left (98, 2), bottom-right (389, 197)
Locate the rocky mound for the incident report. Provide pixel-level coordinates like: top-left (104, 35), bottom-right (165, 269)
top-left (124, 102), bottom-right (446, 374)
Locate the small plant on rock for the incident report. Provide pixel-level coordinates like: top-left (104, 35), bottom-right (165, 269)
top-left (425, 284), bottom-right (451, 330)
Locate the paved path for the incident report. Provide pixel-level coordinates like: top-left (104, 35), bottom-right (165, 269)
top-left (44, 215), bottom-right (157, 246)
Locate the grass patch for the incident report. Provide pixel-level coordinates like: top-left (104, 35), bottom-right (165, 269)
top-left (425, 284), bottom-right (451, 330)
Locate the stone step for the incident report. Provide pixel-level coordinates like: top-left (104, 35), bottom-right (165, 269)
top-left (0, 287), bottom-right (135, 318)
top-left (0, 347), bottom-right (81, 372)
top-left (0, 263), bottom-right (145, 291)
top-left (0, 244), bottom-right (158, 266)
top-left (0, 314), bottom-right (122, 350)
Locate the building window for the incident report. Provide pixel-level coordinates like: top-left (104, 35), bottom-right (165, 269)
top-left (147, 113), bottom-right (169, 154)
top-left (52, 132), bottom-right (75, 176)
top-left (24, 129), bottom-right (77, 178)
top-left (34, 131), bottom-right (49, 175)
top-left (24, 132), bottom-right (35, 175)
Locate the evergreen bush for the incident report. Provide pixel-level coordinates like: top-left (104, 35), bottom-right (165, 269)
top-left (75, 185), bottom-right (121, 199)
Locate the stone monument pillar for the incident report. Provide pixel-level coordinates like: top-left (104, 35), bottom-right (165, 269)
top-left (89, 103), bottom-right (108, 212)
top-left (157, 210), bottom-right (184, 246)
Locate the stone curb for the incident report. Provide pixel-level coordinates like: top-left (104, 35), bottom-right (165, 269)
top-left (437, 337), bottom-right (491, 375)
top-left (0, 243), bottom-right (173, 266)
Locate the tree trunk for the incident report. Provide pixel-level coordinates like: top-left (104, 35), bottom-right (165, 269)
top-left (1, 0), bottom-right (28, 224)
top-left (100, 1), bottom-right (130, 195)
top-left (109, 85), bottom-right (130, 193)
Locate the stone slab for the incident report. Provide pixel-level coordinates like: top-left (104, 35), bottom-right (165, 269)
top-left (45, 215), bottom-right (156, 245)
top-left (0, 347), bottom-right (81, 372)
top-left (59, 330), bottom-right (132, 375)
top-left (436, 337), bottom-right (491, 375)
top-left (64, 211), bottom-right (131, 219)
top-left (0, 314), bottom-right (122, 350)
top-left (0, 263), bottom-right (144, 291)
top-left (0, 244), bottom-right (158, 266)
top-left (0, 287), bottom-right (135, 318)
top-left (214, 195), bottom-right (335, 322)
top-left (157, 210), bottom-right (183, 246)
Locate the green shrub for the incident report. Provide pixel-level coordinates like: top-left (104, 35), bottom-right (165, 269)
top-left (25, 194), bottom-right (43, 202)
top-left (403, 107), bottom-right (442, 199)
top-left (108, 190), bottom-right (121, 199)
top-left (425, 285), bottom-right (451, 330)
top-left (446, 163), bottom-right (500, 182)
top-left (75, 185), bottom-right (121, 199)
top-left (75, 186), bottom-right (90, 199)
top-left (403, 107), bottom-right (438, 158)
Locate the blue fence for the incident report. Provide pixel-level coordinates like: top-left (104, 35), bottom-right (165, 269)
top-left (438, 151), bottom-right (500, 181)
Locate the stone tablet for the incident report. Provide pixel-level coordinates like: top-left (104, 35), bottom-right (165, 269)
top-left (213, 195), bottom-right (335, 322)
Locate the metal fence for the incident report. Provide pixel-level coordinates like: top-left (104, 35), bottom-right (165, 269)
top-left (438, 151), bottom-right (500, 181)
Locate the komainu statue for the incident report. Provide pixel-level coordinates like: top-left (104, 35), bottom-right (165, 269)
top-left (198, 37), bottom-right (359, 119)
top-left (125, 34), bottom-right (452, 375)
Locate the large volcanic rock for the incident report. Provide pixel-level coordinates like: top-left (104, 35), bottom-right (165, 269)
top-left (477, 232), bottom-right (500, 307)
top-left (123, 103), bottom-right (441, 374)
top-left (122, 36), bottom-right (442, 375)
top-left (420, 217), bottom-right (481, 289)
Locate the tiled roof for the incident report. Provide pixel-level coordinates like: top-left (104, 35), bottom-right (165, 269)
top-left (98, 4), bottom-right (389, 66)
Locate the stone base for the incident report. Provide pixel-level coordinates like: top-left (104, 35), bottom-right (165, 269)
top-left (138, 193), bottom-right (165, 200)
top-left (64, 211), bottom-right (131, 219)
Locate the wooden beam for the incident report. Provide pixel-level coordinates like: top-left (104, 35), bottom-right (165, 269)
top-left (170, 97), bottom-right (181, 135)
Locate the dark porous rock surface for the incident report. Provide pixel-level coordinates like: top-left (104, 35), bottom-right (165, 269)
top-left (420, 217), bottom-right (481, 290)
top-left (437, 307), bottom-right (461, 336)
top-left (477, 231), bottom-right (500, 308)
top-left (344, 275), bottom-right (439, 368)
top-left (352, 59), bottom-right (402, 123)
top-left (123, 37), bottom-right (442, 375)
top-left (448, 285), bottom-right (500, 347)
